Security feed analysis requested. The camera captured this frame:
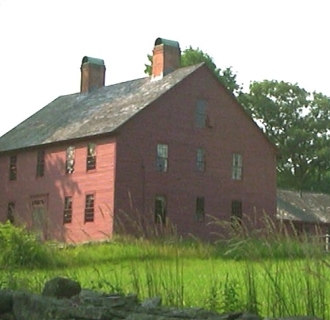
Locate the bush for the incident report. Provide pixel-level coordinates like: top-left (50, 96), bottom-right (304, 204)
top-left (0, 222), bottom-right (55, 268)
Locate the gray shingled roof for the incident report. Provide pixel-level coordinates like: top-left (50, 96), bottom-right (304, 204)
top-left (0, 64), bottom-right (203, 152)
top-left (277, 189), bottom-right (330, 223)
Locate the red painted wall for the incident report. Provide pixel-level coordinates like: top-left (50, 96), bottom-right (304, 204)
top-left (114, 65), bottom-right (277, 240)
top-left (0, 136), bottom-right (116, 243)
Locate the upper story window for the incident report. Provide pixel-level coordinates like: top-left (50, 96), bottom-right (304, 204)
top-left (87, 143), bottom-right (96, 171)
top-left (36, 150), bottom-right (45, 177)
top-left (63, 196), bottom-right (73, 224)
top-left (7, 202), bottom-right (15, 224)
top-left (66, 146), bottom-right (75, 174)
top-left (232, 153), bottom-right (243, 180)
top-left (84, 194), bottom-right (95, 222)
top-left (155, 195), bottom-right (167, 224)
top-left (195, 197), bottom-right (205, 221)
top-left (195, 99), bottom-right (207, 128)
top-left (196, 148), bottom-right (205, 171)
top-left (9, 155), bottom-right (17, 181)
top-left (156, 144), bottom-right (168, 172)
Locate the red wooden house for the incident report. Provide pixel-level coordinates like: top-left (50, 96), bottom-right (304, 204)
top-left (0, 38), bottom-right (277, 243)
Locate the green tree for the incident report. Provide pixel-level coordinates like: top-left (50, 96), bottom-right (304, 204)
top-left (241, 80), bottom-right (330, 193)
top-left (144, 46), bottom-right (243, 96)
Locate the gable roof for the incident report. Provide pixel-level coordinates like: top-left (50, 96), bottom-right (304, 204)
top-left (0, 64), bottom-right (203, 153)
top-left (277, 189), bottom-right (330, 224)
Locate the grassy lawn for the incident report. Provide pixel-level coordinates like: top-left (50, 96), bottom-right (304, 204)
top-left (1, 222), bottom-right (330, 319)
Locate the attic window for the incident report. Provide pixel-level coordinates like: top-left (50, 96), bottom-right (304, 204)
top-left (87, 143), bottom-right (96, 171)
top-left (196, 99), bottom-right (207, 128)
top-left (66, 146), bottom-right (75, 174)
top-left (196, 148), bottom-right (205, 171)
top-left (232, 153), bottom-right (243, 180)
top-left (36, 150), bottom-right (45, 177)
top-left (9, 155), bottom-right (17, 181)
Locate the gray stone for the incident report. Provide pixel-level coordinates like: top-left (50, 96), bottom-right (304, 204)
top-left (141, 296), bottom-right (162, 309)
top-left (0, 289), bottom-right (13, 314)
top-left (42, 276), bottom-right (81, 299)
top-left (13, 291), bottom-right (67, 320)
top-left (264, 317), bottom-right (323, 320)
top-left (5, 277), bottom-right (325, 320)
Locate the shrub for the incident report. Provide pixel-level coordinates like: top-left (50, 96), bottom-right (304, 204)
top-left (0, 222), bottom-right (55, 268)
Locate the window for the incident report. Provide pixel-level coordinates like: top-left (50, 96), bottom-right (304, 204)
top-left (231, 200), bottom-right (242, 226)
top-left (156, 144), bottom-right (168, 172)
top-left (196, 99), bottom-right (206, 128)
top-left (63, 196), bottom-right (73, 224)
top-left (196, 148), bottom-right (205, 171)
top-left (9, 155), bottom-right (17, 181)
top-left (87, 143), bottom-right (96, 171)
top-left (7, 202), bottom-right (15, 224)
top-left (195, 197), bottom-right (205, 221)
top-left (155, 195), bottom-right (167, 224)
top-left (66, 146), bottom-right (75, 174)
top-left (36, 150), bottom-right (45, 177)
top-left (84, 194), bottom-right (95, 222)
top-left (232, 153), bottom-right (243, 180)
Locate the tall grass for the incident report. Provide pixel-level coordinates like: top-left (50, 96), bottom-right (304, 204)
top-left (0, 220), bottom-right (329, 318)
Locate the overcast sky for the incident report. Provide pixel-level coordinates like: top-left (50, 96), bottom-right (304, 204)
top-left (1, 0), bottom-right (330, 136)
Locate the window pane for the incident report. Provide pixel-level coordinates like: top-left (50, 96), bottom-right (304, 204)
top-left (36, 150), bottom-right (45, 177)
top-left (9, 155), bottom-right (17, 181)
top-left (85, 194), bottom-right (95, 222)
top-left (63, 196), bottom-right (73, 224)
top-left (231, 200), bottom-right (242, 227)
top-left (197, 148), bottom-right (205, 171)
top-left (66, 146), bottom-right (75, 174)
top-left (196, 100), bottom-right (206, 128)
top-left (157, 144), bottom-right (168, 157)
top-left (196, 197), bottom-right (205, 221)
top-left (156, 144), bottom-right (168, 172)
top-left (7, 202), bottom-right (15, 224)
top-left (232, 153), bottom-right (243, 180)
top-left (87, 143), bottom-right (96, 170)
top-left (155, 195), bottom-right (166, 223)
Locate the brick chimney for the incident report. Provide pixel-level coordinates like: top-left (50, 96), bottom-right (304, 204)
top-left (80, 56), bottom-right (106, 93)
top-left (152, 38), bottom-right (181, 79)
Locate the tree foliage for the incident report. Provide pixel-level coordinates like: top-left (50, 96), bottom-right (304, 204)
top-left (241, 80), bottom-right (330, 193)
top-left (144, 46), bottom-right (243, 96)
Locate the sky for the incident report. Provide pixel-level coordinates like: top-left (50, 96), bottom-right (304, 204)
top-left (0, 0), bottom-right (330, 137)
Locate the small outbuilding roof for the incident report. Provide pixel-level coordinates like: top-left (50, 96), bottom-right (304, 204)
top-left (277, 189), bottom-right (330, 223)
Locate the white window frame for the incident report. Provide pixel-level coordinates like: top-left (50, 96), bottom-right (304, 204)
top-left (232, 153), bottom-right (243, 180)
top-left (156, 144), bottom-right (168, 172)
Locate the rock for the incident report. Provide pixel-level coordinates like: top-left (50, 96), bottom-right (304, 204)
top-left (0, 312), bottom-right (16, 320)
top-left (41, 276), bottom-right (81, 299)
top-left (13, 291), bottom-right (66, 320)
top-left (264, 317), bottom-right (323, 320)
top-left (3, 277), bottom-right (325, 320)
top-left (141, 296), bottom-right (162, 309)
top-left (13, 291), bottom-right (108, 320)
top-left (79, 288), bottom-right (105, 301)
top-left (0, 289), bottom-right (13, 314)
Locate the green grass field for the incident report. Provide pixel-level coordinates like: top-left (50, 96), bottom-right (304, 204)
top-left (1, 222), bottom-right (330, 319)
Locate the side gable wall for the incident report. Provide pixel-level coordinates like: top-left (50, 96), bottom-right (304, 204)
top-left (114, 65), bottom-right (277, 240)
